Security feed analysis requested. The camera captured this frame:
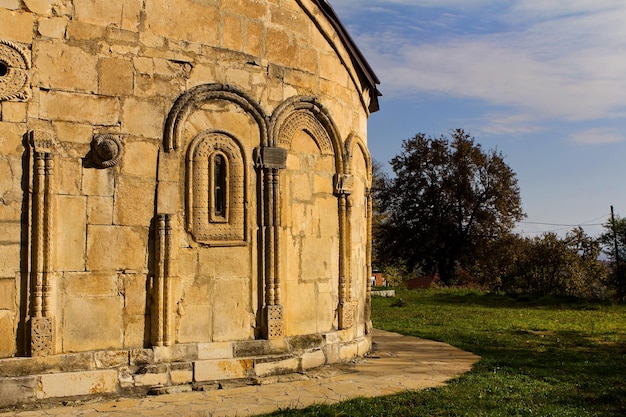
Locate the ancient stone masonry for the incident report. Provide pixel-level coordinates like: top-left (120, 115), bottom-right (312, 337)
top-left (0, 0), bottom-right (380, 408)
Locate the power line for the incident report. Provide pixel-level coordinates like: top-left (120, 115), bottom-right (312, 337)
top-left (518, 213), bottom-right (609, 228)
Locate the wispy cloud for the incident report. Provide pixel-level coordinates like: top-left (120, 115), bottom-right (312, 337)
top-left (569, 128), bottom-right (626, 145)
top-left (333, 0), bottom-right (626, 138)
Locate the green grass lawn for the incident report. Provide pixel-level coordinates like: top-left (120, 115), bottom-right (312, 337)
top-left (263, 288), bottom-right (626, 417)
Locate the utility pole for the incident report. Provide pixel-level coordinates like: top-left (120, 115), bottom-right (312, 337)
top-left (611, 206), bottom-right (623, 300)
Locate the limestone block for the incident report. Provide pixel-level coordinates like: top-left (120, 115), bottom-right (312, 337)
top-left (0, 376), bottom-right (38, 408)
top-left (120, 140), bottom-right (159, 178)
top-left (0, 243), bottom-right (20, 278)
top-left (197, 247), bottom-right (250, 279)
top-left (152, 343), bottom-right (197, 363)
top-left (123, 314), bottom-right (146, 349)
top-left (243, 20), bottom-right (263, 57)
top-left (122, 273), bottom-right (147, 316)
top-left (0, 157), bottom-right (14, 196)
top-left (37, 17), bottom-right (67, 38)
top-left (53, 121), bottom-right (92, 145)
top-left (0, 277), bottom-right (16, 309)
top-left (170, 362), bottom-right (193, 384)
top-left (1, 101), bottom-right (27, 122)
top-left (211, 278), bottom-right (251, 342)
top-left (222, 14), bottom-right (243, 51)
top-left (338, 340), bottom-right (359, 361)
top-left (87, 196), bottom-right (113, 225)
top-left (0, 0), bottom-right (22, 10)
top-left (357, 336), bottom-right (371, 356)
top-left (254, 357), bottom-right (299, 377)
top-left (56, 157), bottom-right (81, 195)
top-left (94, 350), bottom-right (129, 368)
top-left (38, 369), bottom-right (118, 398)
top-left (99, 58), bottom-right (134, 96)
top-left (63, 297), bottom-right (124, 352)
top-left (283, 282), bottom-right (317, 336)
top-left (66, 21), bottom-right (106, 41)
top-left (33, 40), bottom-right (98, 92)
top-left (198, 342), bottom-right (233, 360)
top-left (193, 358), bottom-right (253, 382)
top-left (55, 195), bottom-right (87, 272)
top-left (82, 167), bottom-right (114, 197)
top-left (0, 122), bottom-right (25, 154)
top-left (0, 310), bottom-right (16, 356)
top-left (177, 304), bottom-right (211, 344)
top-left (0, 9), bottom-right (34, 43)
top-left (130, 349), bottom-right (153, 366)
top-left (266, 27), bottom-right (298, 69)
top-left (74, 0), bottom-right (142, 31)
top-left (113, 177), bottom-right (155, 226)
top-left (24, 0), bottom-right (51, 15)
top-left (121, 97), bottom-right (165, 139)
top-left (63, 272), bottom-right (118, 298)
top-left (133, 364), bottom-right (168, 387)
top-left (233, 339), bottom-right (289, 357)
top-left (291, 172), bottom-right (312, 201)
top-left (301, 350), bottom-right (326, 370)
top-left (144, 0), bottom-right (219, 46)
top-left (40, 91), bottom-right (120, 125)
top-left (156, 181), bottom-right (179, 214)
top-left (271, 7), bottom-right (308, 33)
top-left (222, 0), bottom-right (268, 20)
top-left (133, 57), bottom-right (154, 75)
top-left (86, 225), bottom-right (147, 271)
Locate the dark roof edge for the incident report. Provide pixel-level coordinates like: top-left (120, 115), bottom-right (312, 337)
top-left (312, 0), bottom-right (382, 113)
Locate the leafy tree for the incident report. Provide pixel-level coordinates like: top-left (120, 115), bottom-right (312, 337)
top-left (599, 214), bottom-right (626, 299)
top-left (376, 129), bottom-right (524, 284)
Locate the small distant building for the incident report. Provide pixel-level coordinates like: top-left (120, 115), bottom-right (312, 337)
top-left (405, 273), bottom-right (440, 290)
top-left (371, 270), bottom-right (386, 287)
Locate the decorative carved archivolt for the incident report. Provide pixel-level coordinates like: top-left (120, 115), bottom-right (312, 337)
top-left (186, 130), bottom-right (246, 245)
top-left (0, 39), bottom-right (30, 101)
top-left (276, 110), bottom-right (333, 154)
top-left (90, 134), bottom-right (123, 168)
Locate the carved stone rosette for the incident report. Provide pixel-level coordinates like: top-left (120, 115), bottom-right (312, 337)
top-left (0, 39), bottom-right (30, 101)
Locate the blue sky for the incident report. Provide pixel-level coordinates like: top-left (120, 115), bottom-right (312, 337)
top-left (330, 0), bottom-right (626, 238)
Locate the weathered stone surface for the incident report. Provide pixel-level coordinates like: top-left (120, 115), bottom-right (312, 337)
top-left (99, 58), bottom-right (134, 96)
top-left (63, 297), bottom-right (124, 352)
top-left (113, 177), bottom-right (155, 226)
top-left (39, 370), bottom-right (118, 398)
top-left (0, 9), bottom-right (34, 42)
top-left (39, 91), bottom-right (120, 125)
top-left (198, 342), bottom-right (233, 360)
top-left (37, 17), bottom-right (67, 38)
top-left (0, 376), bottom-right (38, 407)
top-left (0, 310), bottom-right (16, 356)
top-left (34, 40), bottom-right (98, 92)
top-left (86, 225), bottom-right (147, 271)
top-left (170, 362), bottom-right (193, 384)
top-left (301, 350), bottom-right (326, 370)
top-left (194, 359), bottom-right (253, 382)
top-left (56, 195), bottom-right (87, 271)
top-left (254, 357), bottom-right (299, 377)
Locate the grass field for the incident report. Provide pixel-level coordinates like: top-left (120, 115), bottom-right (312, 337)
top-left (263, 288), bottom-right (626, 416)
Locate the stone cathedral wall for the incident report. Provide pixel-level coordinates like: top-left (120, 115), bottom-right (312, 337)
top-left (0, 0), bottom-right (376, 407)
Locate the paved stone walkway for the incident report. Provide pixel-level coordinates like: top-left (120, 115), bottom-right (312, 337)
top-left (0, 329), bottom-right (479, 417)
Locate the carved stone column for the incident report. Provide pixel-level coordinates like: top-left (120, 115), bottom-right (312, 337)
top-left (335, 174), bottom-right (355, 330)
top-left (28, 130), bottom-right (57, 357)
top-left (255, 147), bottom-right (287, 339)
top-left (153, 214), bottom-right (174, 346)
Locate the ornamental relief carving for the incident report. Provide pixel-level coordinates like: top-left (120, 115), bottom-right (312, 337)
top-left (0, 39), bottom-right (30, 101)
top-left (277, 110), bottom-right (333, 155)
top-left (186, 130), bottom-right (246, 245)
